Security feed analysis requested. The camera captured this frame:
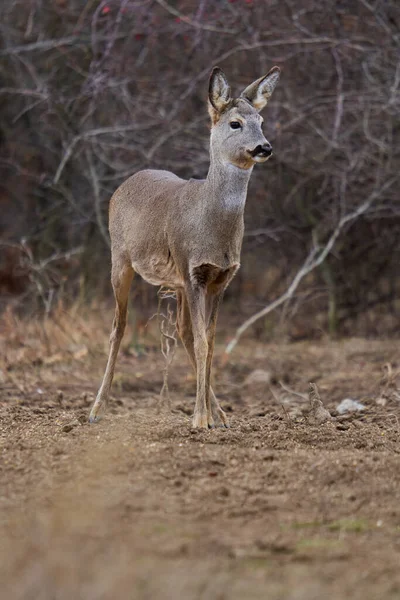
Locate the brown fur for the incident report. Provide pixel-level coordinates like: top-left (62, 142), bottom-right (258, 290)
top-left (89, 65), bottom-right (280, 429)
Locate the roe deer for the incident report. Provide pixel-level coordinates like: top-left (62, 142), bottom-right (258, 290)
top-left (89, 65), bottom-right (281, 429)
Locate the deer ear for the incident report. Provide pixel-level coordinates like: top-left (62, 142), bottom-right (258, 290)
top-left (240, 66), bottom-right (280, 112)
top-left (208, 67), bottom-right (231, 122)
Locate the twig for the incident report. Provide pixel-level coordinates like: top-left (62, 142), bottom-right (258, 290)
top-left (154, 0), bottom-right (237, 34)
top-left (86, 149), bottom-right (111, 248)
top-left (278, 380), bottom-right (308, 400)
top-left (269, 385), bottom-right (293, 426)
top-left (53, 124), bottom-right (151, 184)
top-left (0, 33), bottom-right (128, 56)
top-left (157, 288), bottom-right (177, 412)
top-left (332, 48), bottom-right (344, 144)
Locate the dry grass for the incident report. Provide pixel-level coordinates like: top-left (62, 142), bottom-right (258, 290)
top-left (0, 300), bottom-right (163, 371)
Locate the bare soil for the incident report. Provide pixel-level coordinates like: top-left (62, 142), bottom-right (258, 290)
top-left (1, 328), bottom-right (400, 599)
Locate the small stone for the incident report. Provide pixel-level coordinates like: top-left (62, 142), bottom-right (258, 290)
top-left (336, 399), bottom-right (365, 414)
top-left (61, 420), bottom-right (79, 433)
top-left (62, 424), bottom-right (75, 433)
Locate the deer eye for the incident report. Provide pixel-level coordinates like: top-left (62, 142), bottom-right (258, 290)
top-left (230, 121), bottom-right (242, 130)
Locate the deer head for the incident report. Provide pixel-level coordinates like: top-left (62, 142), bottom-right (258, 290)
top-left (208, 66), bottom-right (280, 170)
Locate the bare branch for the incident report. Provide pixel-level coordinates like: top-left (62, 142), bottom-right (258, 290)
top-left (86, 150), bottom-right (111, 249)
top-left (154, 0), bottom-right (237, 34)
top-left (225, 177), bottom-right (399, 355)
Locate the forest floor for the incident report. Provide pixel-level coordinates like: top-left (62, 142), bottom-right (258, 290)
top-left (0, 309), bottom-right (400, 600)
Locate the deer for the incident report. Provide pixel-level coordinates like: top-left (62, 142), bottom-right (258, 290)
top-left (89, 65), bottom-right (281, 429)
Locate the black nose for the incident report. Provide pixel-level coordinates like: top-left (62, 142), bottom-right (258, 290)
top-left (250, 143), bottom-right (272, 158)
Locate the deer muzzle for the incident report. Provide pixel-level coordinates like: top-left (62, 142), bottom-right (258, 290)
top-left (249, 143), bottom-right (273, 160)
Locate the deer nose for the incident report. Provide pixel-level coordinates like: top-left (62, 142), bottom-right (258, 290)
top-left (249, 142), bottom-right (272, 158)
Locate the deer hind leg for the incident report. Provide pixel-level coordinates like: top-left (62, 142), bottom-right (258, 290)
top-left (89, 259), bottom-right (133, 423)
top-left (177, 289), bottom-right (228, 428)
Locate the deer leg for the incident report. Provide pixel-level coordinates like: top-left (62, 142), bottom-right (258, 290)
top-left (89, 260), bottom-right (133, 423)
top-left (185, 284), bottom-right (211, 429)
top-left (206, 292), bottom-right (229, 427)
top-left (176, 290), bottom-right (196, 368)
top-left (176, 290), bottom-right (228, 427)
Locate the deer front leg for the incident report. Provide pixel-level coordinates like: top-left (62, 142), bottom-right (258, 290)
top-left (205, 291), bottom-right (229, 427)
top-left (185, 284), bottom-right (210, 429)
top-left (176, 290), bottom-right (228, 427)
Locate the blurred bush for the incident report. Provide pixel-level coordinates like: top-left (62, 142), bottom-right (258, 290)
top-left (0, 0), bottom-right (399, 337)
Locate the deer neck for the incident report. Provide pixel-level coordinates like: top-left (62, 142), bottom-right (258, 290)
top-left (204, 151), bottom-right (253, 215)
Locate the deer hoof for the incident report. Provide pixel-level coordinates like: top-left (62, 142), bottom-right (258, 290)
top-left (89, 414), bottom-right (101, 424)
top-left (89, 396), bottom-right (108, 423)
top-left (89, 405), bottom-right (104, 423)
top-left (192, 413), bottom-right (210, 430)
top-left (215, 410), bottom-right (229, 428)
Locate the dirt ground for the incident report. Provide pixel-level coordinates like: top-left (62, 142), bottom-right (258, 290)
top-left (1, 314), bottom-right (400, 599)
